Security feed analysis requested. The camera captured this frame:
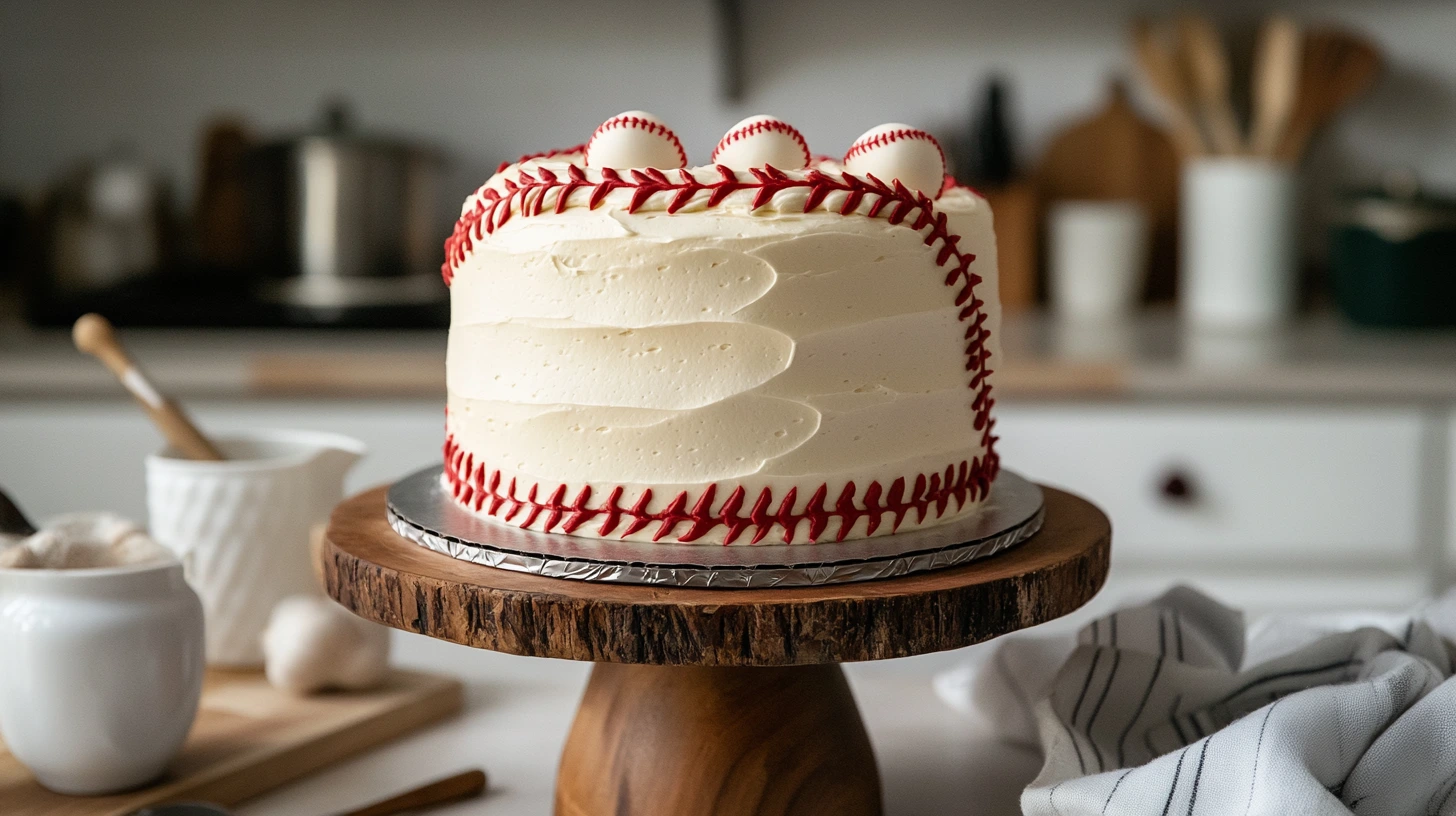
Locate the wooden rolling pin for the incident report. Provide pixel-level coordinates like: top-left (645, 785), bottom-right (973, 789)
top-left (72, 313), bottom-right (226, 461)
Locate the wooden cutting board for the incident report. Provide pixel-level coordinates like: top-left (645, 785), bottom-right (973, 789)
top-left (0, 669), bottom-right (462, 816)
top-left (1034, 80), bottom-right (1181, 303)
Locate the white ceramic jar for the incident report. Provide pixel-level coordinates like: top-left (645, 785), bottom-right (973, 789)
top-left (0, 559), bottom-right (204, 794)
top-left (1180, 158), bottom-right (1299, 326)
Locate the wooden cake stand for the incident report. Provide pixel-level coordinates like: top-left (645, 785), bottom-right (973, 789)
top-left (318, 484), bottom-right (1110, 816)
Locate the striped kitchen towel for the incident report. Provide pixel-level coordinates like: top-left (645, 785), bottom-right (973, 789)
top-left (938, 586), bottom-right (1456, 815)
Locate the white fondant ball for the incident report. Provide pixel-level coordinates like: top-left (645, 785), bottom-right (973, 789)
top-left (711, 115), bottom-right (811, 171)
top-left (842, 123), bottom-right (947, 198)
top-left (584, 110), bottom-right (688, 169)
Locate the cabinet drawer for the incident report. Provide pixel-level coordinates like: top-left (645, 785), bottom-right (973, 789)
top-left (995, 405), bottom-right (1425, 565)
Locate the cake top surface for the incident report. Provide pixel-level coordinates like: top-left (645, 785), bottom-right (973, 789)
top-left (443, 111), bottom-right (986, 286)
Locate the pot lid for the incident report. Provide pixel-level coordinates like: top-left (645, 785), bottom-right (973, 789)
top-left (264, 99), bottom-right (442, 158)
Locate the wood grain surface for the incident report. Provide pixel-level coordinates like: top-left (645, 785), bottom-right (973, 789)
top-left (319, 484), bottom-right (1110, 667)
top-left (556, 663), bottom-right (881, 816)
top-left (0, 669), bottom-right (462, 816)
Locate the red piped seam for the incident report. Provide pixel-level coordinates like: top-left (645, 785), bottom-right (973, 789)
top-left (495, 143), bottom-right (586, 175)
top-left (843, 127), bottom-right (946, 168)
top-left (711, 119), bottom-right (812, 166)
top-left (585, 115), bottom-right (688, 168)
top-left (442, 434), bottom-right (997, 545)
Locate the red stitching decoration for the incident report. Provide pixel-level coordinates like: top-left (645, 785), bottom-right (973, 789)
top-left (439, 161), bottom-right (999, 543)
top-left (584, 114), bottom-right (688, 169)
top-left (842, 126), bottom-right (946, 168)
top-left (494, 143), bottom-right (586, 175)
top-left (711, 118), bottom-right (812, 167)
top-left (443, 434), bottom-right (997, 545)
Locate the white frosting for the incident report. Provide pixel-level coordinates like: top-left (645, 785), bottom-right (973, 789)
top-left (445, 157), bottom-right (1000, 544)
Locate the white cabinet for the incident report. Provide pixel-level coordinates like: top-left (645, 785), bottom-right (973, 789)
top-left (0, 399), bottom-right (443, 524)
top-left (995, 404), bottom-right (1426, 567)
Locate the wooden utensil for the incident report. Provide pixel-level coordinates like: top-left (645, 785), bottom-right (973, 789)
top-left (334, 769), bottom-right (486, 816)
top-left (72, 314), bottom-right (225, 461)
top-left (1132, 18), bottom-right (1208, 158)
top-left (1177, 14), bottom-right (1244, 155)
top-left (1248, 16), bottom-right (1303, 157)
top-left (1035, 80), bottom-right (1182, 303)
top-left (1276, 27), bottom-right (1382, 163)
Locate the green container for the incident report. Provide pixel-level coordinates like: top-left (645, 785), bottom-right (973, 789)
top-left (1331, 187), bottom-right (1456, 328)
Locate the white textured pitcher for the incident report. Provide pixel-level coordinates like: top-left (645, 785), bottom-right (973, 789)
top-left (146, 430), bottom-right (364, 666)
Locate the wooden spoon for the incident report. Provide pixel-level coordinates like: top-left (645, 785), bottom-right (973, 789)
top-left (1131, 18), bottom-right (1209, 158)
top-left (1248, 15), bottom-right (1303, 158)
top-left (1176, 13), bottom-right (1243, 155)
top-left (333, 769), bottom-right (487, 816)
top-left (1276, 27), bottom-right (1382, 163)
top-left (72, 314), bottom-right (226, 461)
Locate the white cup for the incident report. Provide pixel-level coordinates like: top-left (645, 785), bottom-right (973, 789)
top-left (1048, 200), bottom-right (1150, 322)
top-left (0, 559), bottom-right (204, 794)
top-left (1180, 158), bottom-right (1298, 327)
top-left (146, 430), bottom-right (364, 667)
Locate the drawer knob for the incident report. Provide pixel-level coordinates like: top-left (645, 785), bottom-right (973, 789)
top-left (1158, 470), bottom-right (1197, 505)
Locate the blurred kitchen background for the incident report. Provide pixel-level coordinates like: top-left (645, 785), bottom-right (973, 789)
top-left (2, 0), bottom-right (1455, 616)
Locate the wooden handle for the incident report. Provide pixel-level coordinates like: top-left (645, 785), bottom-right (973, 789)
top-left (72, 313), bottom-right (226, 462)
top-left (333, 769), bottom-right (487, 816)
top-left (1131, 18), bottom-right (1209, 158)
top-left (1248, 16), bottom-right (1302, 158)
top-left (1177, 14), bottom-right (1243, 155)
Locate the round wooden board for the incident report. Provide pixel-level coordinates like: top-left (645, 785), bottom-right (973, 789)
top-left (320, 483), bottom-right (1109, 667)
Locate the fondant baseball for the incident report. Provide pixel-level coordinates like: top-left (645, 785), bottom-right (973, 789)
top-left (584, 110), bottom-right (688, 169)
top-left (711, 115), bottom-right (812, 171)
top-left (842, 123), bottom-right (947, 198)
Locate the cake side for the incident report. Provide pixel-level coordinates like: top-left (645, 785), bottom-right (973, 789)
top-left (442, 122), bottom-right (1000, 545)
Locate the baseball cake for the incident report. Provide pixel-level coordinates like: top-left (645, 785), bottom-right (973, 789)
top-left (441, 111), bottom-right (1000, 545)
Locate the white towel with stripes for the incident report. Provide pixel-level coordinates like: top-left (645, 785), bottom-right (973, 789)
top-left (936, 586), bottom-right (1456, 815)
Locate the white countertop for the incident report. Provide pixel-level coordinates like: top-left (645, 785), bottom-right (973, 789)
top-left (234, 633), bottom-right (1038, 816)
top-left (4, 313), bottom-right (1456, 403)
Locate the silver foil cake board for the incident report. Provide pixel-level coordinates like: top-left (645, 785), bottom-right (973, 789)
top-left (385, 466), bottom-right (1044, 589)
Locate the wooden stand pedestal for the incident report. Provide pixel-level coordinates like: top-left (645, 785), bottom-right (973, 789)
top-left (319, 485), bottom-right (1110, 816)
top-left (557, 664), bottom-right (879, 816)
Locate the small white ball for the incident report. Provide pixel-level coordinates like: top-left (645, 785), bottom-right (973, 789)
top-left (711, 115), bottom-right (811, 171)
top-left (262, 596), bottom-right (390, 695)
top-left (842, 123), bottom-right (947, 198)
top-left (584, 110), bottom-right (688, 169)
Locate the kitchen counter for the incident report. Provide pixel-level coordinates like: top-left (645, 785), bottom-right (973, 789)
top-left (4, 313), bottom-right (1456, 402)
top-left (236, 633), bottom-right (1037, 816)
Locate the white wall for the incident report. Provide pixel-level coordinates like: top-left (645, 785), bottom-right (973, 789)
top-left (1, 0), bottom-right (1453, 209)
